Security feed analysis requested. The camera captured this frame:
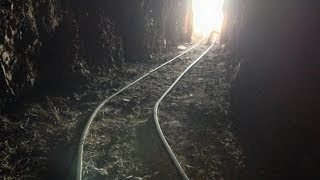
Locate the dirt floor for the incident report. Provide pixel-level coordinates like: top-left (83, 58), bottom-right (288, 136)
top-left (0, 40), bottom-right (246, 179)
top-left (159, 48), bottom-right (245, 180)
top-left (82, 42), bottom-right (245, 180)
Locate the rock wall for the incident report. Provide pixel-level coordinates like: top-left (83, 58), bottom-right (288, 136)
top-left (222, 0), bottom-right (320, 178)
top-left (0, 0), bottom-right (192, 113)
top-left (0, 0), bottom-right (63, 112)
top-left (102, 0), bottom-right (192, 61)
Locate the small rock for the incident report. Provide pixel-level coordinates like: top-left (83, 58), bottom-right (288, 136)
top-left (168, 120), bottom-right (183, 128)
top-left (177, 45), bottom-right (186, 50)
top-left (2, 51), bottom-right (10, 63)
top-left (123, 98), bottom-right (130, 102)
top-left (73, 93), bottom-right (80, 100)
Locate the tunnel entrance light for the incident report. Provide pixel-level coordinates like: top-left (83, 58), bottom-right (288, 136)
top-left (192, 0), bottom-right (224, 35)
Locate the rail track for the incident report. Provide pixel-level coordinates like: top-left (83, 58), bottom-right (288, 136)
top-left (76, 35), bottom-right (218, 180)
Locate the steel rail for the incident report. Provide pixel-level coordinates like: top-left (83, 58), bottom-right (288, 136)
top-left (153, 36), bottom-right (217, 180)
top-left (76, 38), bottom-right (205, 180)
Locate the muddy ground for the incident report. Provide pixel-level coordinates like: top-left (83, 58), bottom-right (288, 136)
top-left (0, 41), bottom-right (246, 179)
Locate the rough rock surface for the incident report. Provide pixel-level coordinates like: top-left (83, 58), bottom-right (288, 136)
top-left (0, 0), bottom-right (62, 112)
top-left (0, 0), bottom-right (192, 113)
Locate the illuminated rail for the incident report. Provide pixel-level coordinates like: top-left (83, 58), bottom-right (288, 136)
top-left (154, 36), bottom-right (217, 180)
top-left (76, 38), bottom-right (205, 180)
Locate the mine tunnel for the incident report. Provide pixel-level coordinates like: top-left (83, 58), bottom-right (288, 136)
top-left (1, 0), bottom-right (320, 179)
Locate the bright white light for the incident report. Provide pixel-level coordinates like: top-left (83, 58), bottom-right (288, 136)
top-left (192, 0), bottom-right (224, 35)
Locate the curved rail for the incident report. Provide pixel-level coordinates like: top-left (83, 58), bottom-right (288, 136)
top-left (153, 36), bottom-right (217, 180)
top-left (76, 38), bottom-right (205, 180)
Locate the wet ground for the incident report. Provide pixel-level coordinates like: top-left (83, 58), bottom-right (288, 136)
top-left (0, 40), bottom-right (245, 179)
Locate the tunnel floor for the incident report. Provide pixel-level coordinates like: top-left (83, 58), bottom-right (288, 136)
top-left (0, 41), bottom-right (246, 179)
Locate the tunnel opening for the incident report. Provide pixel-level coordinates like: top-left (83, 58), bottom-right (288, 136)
top-left (192, 0), bottom-right (224, 37)
top-left (1, 0), bottom-right (320, 179)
